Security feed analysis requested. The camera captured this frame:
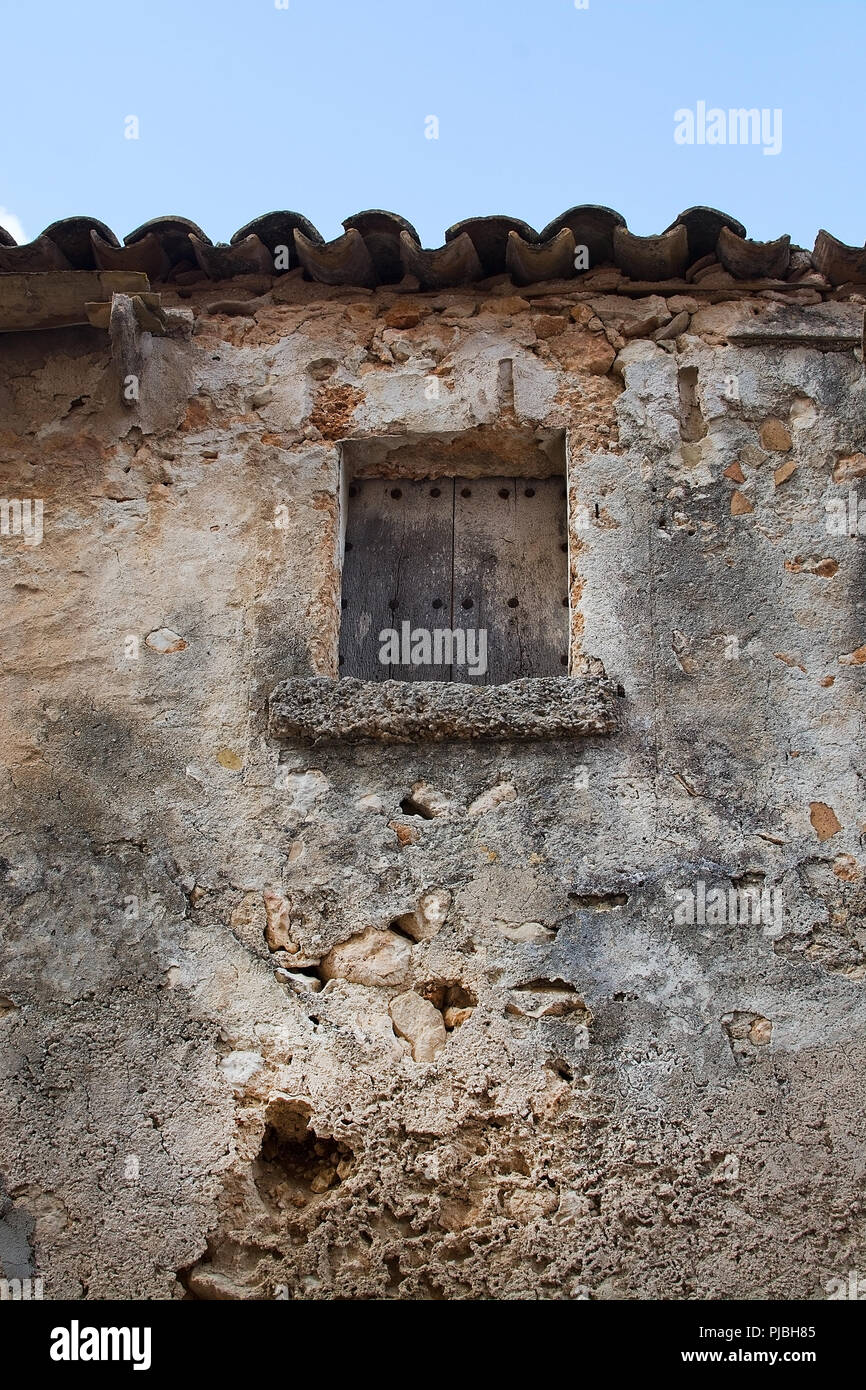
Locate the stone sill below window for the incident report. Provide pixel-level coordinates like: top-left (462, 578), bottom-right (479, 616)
top-left (268, 676), bottom-right (619, 744)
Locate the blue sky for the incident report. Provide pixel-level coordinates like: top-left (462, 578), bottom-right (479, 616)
top-left (1, 0), bottom-right (864, 251)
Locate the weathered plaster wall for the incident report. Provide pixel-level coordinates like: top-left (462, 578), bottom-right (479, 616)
top-left (0, 276), bottom-right (864, 1299)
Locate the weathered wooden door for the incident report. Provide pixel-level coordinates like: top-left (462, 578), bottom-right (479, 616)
top-left (339, 476), bottom-right (569, 683)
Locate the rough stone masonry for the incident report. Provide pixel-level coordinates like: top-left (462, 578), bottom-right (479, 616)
top-left (0, 205), bottom-right (865, 1300)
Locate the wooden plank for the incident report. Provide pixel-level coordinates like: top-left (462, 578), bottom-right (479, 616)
top-left (0, 271), bottom-right (150, 332)
top-left (452, 476), bottom-right (568, 683)
top-left (339, 478), bottom-right (455, 681)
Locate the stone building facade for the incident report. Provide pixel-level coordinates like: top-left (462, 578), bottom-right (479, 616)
top-left (0, 206), bottom-right (864, 1299)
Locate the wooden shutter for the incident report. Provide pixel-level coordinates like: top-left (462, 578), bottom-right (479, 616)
top-left (339, 476), bottom-right (568, 683)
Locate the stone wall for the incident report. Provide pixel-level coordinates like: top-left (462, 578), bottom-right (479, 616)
top-left (1, 270), bottom-right (864, 1299)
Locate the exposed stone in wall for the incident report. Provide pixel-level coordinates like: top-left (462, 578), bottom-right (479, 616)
top-left (0, 271), bottom-right (864, 1299)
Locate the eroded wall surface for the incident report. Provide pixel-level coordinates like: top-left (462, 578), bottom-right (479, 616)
top-left (1, 275), bottom-right (864, 1299)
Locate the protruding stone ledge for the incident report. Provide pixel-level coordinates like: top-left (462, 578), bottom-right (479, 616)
top-left (269, 676), bottom-right (618, 744)
top-left (726, 301), bottom-right (864, 349)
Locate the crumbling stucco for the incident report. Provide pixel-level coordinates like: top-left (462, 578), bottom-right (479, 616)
top-left (0, 270), bottom-right (865, 1300)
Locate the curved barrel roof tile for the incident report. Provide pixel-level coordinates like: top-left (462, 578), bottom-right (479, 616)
top-left (293, 226), bottom-right (377, 288)
top-left (812, 230), bottom-right (866, 286)
top-left (0, 208), bottom-right (862, 290)
top-left (613, 224), bottom-right (689, 280)
top-left (445, 215), bottom-right (537, 277)
top-left (230, 211), bottom-right (322, 273)
top-left (506, 226), bottom-right (576, 286)
top-left (538, 205), bottom-right (625, 265)
top-left (665, 206), bottom-right (746, 260)
top-left (0, 235), bottom-right (71, 272)
top-left (398, 230), bottom-right (483, 289)
top-left (716, 227), bottom-right (790, 279)
top-left (343, 210), bottom-right (419, 284)
top-left (91, 229), bottom-right (171, 281)
top-left (41, 216), bottom-right (119, 269)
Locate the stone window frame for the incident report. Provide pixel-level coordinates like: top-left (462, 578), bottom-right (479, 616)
top-left (268, 425), bottom-right (618, 743)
